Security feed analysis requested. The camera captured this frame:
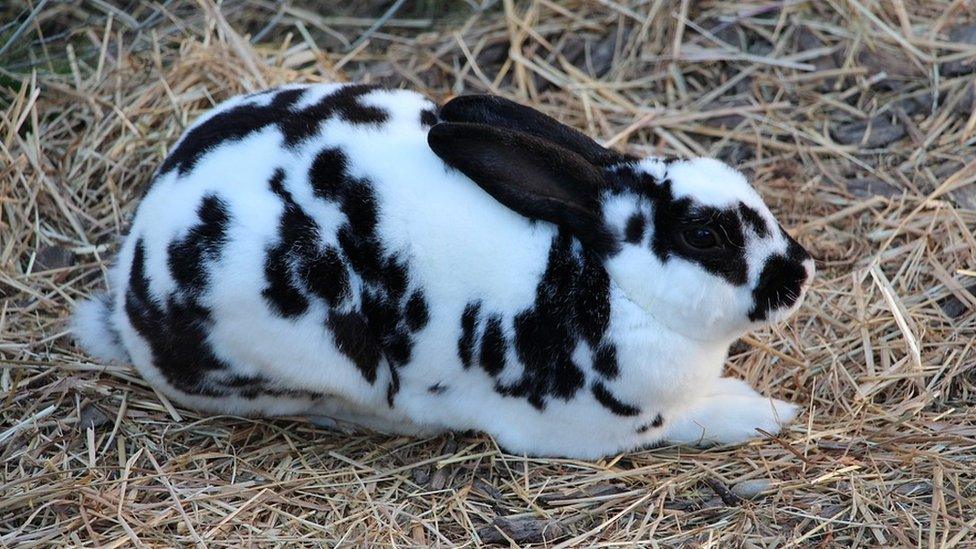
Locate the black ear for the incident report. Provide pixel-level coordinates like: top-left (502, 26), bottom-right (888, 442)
top-left (439, 95), bottom-right (627, 168)
top-left (428, 122), bottom-right (618, 256)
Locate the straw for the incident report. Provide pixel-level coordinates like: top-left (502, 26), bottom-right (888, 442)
top-left (1, 0), bottom-right (974, 545)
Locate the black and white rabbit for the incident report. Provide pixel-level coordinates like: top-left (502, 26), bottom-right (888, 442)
top-left (72, 83), bottom-right (814, 458)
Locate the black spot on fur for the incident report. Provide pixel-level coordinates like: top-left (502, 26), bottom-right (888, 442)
top-left (624, 212), bottom-right (645, 244)
top-left (420, 108), bottom-right (438, 127)
top-left (130, 225), bottom-right (323, 401)
top-left (309, 147), bottom-right (351, 200)
top-left (405, 290), bottom-right (429, 332)
top-left (387, 378), bottom-right (399, 407)
top-left (738, 203), bottom-right (769, 238)
top-left (167, 194), bottom-right (230, 293)
top-left (327, 310), bottom-right (382, 383)
top-left (159, 85), bottom-right (387, 176)
top-left (262, 169), bottom-right (315, 317)
top-left (301, 247), bottom-right (349, 308)
top-left (281, 84), bottom-right (388, 146)
top-left (748, 254), bottom-right (808, 321)
top-left (458, 301), bottom-right (481, 368)
top-left (479, 315), bottom-right (506, 376)
top-left (159, 88), bottom-right (304, 176)
top-left (262, 157), bottom-right (424, 400)
top-left (575, 249), bottom-right (611, 347)
top-left (126, 237), bottom-right (227, 396)
top-left (382, 257), bottom-right (408, 302)
top-left (428, 382), bottom-right (447, 394)
top-left (264, 167), bottom-right (406, 390)
top-left (637, 413), bottom-right (664, 433)
top-left (592, 344), bottom-right (618, 379)
top-left (306, 148), bottom-right (425, 406)
top-left (492, 232), bottom-right (610, 409)
top-left (591, 381), bottom-right (641, 416)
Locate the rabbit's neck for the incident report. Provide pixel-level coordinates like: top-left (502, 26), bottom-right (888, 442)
top-left (605, 282), bottom-right (733, 406)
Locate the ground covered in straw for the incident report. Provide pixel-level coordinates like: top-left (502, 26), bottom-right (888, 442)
top-left (2, 0), bottom-right (975, 546)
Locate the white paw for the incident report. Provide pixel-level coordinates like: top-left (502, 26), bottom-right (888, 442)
top-left (708, 376), bottom-right (763, 398)
top-left (665, 394), bottom-right (799, 446)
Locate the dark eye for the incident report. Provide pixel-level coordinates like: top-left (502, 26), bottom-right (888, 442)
top-left (680, 227), bottom-right (722, 251)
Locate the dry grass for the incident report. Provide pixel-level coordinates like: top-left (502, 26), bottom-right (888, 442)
top-left (2, 0), bottom-right (976, 546)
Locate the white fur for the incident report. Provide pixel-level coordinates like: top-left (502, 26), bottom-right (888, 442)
top-left (71, 296), bottom-right (129, 363)
top-left (72, 84), bottom-right (812, 458)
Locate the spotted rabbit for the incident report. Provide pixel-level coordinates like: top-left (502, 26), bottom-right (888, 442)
top-left (73, 85), bottom-right (814, 458)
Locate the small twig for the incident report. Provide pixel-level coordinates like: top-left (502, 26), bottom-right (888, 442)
top-left (347, 0), bottom-right (408, 52)
top-left (0, 0), bottom-right (50, 59)
top-left (704, 477), bottom-right (742, 506)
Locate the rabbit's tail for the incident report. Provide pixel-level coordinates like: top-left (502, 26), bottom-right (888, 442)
top-left (71, 293), bottom-right (129, 363)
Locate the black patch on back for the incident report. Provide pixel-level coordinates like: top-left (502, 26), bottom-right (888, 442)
top-left (624, 212), bottom-right (645, 244)
top-left (280, 85), bottom-right (388, 146)
top-left (591, 381), bottom-right (641, 416)
top-left (419, 108), bottom-right (438, 127)
top-left (458, 301), bottom-right (481, 368)
top-left (748, 254), bottom-right (808, 321)
top-left (160, 85), bottom-right (387, 176)
top-left (738, 203), bottom-right (769, 237)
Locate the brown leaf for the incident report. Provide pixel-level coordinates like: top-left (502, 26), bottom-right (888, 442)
top-left (478, 517), bottom-right (564, 545)
top-left (845, 177), bottom-right (903, 198)
top-left (943, 24), bottom-right (976, 76)
top-left (35, 245), bottom-right (76, 272)
top-left (831, 117), bottom-right (906, 147)
top-left (78, 403), bottom-right (111, 431)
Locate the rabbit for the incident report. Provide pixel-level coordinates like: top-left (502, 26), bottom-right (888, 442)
top-left (72, 83), bottom-right (815, 459)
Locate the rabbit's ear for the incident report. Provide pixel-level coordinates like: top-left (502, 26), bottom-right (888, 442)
top-left (439, 95), bottom-right (626, 167)
top-left (428, 122), bottom-right (618, 256)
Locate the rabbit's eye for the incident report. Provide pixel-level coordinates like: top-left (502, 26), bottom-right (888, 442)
top-left (680, 227), bottom-right (721, 251)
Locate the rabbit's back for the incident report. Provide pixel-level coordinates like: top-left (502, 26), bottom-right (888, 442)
top-left (104, 83), bottom-right (556, 419)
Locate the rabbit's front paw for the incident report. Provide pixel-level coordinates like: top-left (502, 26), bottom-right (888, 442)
top-left (664, 391), bottom-right (799, 446)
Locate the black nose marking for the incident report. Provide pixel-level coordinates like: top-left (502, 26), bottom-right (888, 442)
top-left (748, 255), bottom-right (809, 321)
top-left (780, 225), bottom-right (811, 262)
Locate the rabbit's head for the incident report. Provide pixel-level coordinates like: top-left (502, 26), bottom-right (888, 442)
top-left (430, 95), bottom-right (813, 342)
top-left (599, 157), bottom-right (813, 340)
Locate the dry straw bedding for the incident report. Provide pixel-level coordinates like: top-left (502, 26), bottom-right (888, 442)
top-left (1, 0), bottom-right (975, 546)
